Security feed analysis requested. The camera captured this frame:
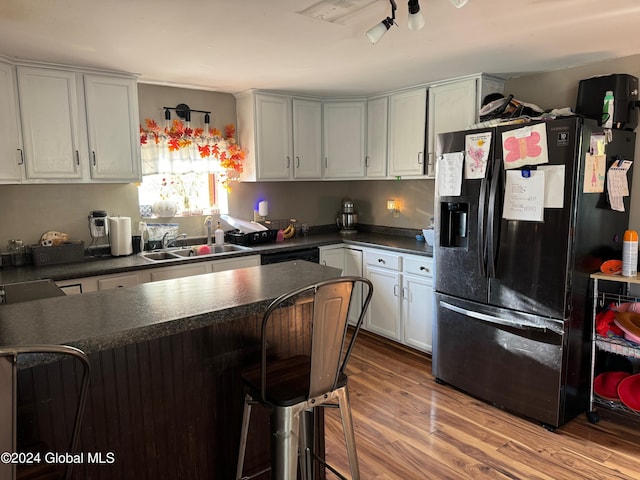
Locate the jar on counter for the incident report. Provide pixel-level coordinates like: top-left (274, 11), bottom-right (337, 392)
top-left (7, 239), bottom-right (26, 266)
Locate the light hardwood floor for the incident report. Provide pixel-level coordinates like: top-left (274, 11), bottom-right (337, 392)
top-left (324, 332), bottom-right (640, 480)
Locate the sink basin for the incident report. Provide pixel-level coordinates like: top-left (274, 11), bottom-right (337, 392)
top-left (141, 244), bottom-right (251, 262)
top-left (142, 251), bottom-right (181, 261)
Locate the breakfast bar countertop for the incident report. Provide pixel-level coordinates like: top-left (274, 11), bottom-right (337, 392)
top-left (0, 261), bottom-right (342, 359)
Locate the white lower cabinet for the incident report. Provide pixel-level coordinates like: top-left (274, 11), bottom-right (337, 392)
top-left (402, 255), bottom-right (434, 353)
top-left (362, 248), bottom-right (434, 352)
top-left (319, 245), bottom-right (363, 325)
top-left (55, 255), bottom-right (260, 293)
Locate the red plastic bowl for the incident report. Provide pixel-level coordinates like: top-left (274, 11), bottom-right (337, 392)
top-left (618, 373), bottom-right (640, 411)
top-left (594, 371), bottom-right (630, 401)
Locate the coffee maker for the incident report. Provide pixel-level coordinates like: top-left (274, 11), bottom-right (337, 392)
top-left (88, 210), bottom-right (109, 247)
top-left (337, 199), bottom-right (358, 235)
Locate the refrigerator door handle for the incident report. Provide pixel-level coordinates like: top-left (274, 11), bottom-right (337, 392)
top-left (486, 157), bottom-right (502, 278)
top-left (441, 301), bottom-right (553, 333)
top-left (478, 165), bottom-right (489, 277)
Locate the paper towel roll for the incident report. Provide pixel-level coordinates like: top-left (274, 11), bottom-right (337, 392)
top-left (258, 201), bottom-right (269, 217)
top-left (109, 217), bottom-right (133, 256)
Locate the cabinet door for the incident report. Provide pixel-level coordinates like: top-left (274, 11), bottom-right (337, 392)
top-left (344, 248), bottom-right (364, 325)
top-left (320, 247), bottom-right (345, 270)
top-left (84, 74), bottom-right (141, 182)
top-left (211, 255), bottom-right (260, 272)
top-left (150, 263), bottom-right (211, 281)
top-left (402, 274), bottom-right (434, 353)
top-left (323, 101), bottom-right (366, 179)
top-left (255, 94), bottom-right (292, 179)
top-left (0, 62), bottom-right (22, 183)
top-left (364, 264), bottom-right (402, 341)
top-left (388, 88), bottom-right (426, 177)
top-left (427, 78), bottom-right (477, 178)
top-left (292, 98), bottom-right (322, 178)
top-left (366, 96), bottom-right (388, 178)
top-left (97, 272), bottom-right (141, 290)
top-left (17, 67), bottom-right (83, 180)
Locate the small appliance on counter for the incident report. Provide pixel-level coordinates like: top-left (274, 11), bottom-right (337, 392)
top-left (337, 199), bottom-right (358, 235)
top-left (221, 214), bottom-right (278, 246)
top-left (88, 210), bottom-right (110, 249)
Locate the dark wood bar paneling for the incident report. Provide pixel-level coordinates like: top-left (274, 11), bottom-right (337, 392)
top-left (16, 305), bottom-right (316, 479)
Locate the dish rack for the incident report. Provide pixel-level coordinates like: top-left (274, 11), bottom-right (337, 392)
top-left (588, 272), bottom-right (640, 424)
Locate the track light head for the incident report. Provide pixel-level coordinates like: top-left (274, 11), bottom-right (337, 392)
top-left (366, 0), bottom-right (397, 44)
top-left (449, 0), bottom-right (469, 8)
top-left (407, 0), bottom-right (425, 30)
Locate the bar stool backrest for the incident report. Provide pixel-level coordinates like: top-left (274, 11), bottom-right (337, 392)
top-left (259, 276), bottom-right (373, 402)
top-left (0, 345), bottom-right (91, 480)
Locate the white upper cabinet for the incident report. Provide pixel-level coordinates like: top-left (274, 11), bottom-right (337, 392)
top-left (237, 93), bottom-right (322, 181)
top-left (17, 66), bottom-right (84, 181)
top-left (388, 88), bottom-right (427, 177)
top-left (12, 63), bottom-right (140, 183)
top-left (323, 101), bottom-right (366, 179)
top-left (0, 61), bottom-right (22, 183)
top-left (254, 93), bottom-right (292, 179)
top-left (365, 96), bottom-right (388, 178)
top-left (427, 75), bottom-right (504, 177)
top-left (84, 74), bottom-right (140, 181)
top-left (292, 98), bottom-right (322, 179)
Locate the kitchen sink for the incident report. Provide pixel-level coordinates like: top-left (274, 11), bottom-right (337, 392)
top-left (140, 244), bottom-right (252, 262)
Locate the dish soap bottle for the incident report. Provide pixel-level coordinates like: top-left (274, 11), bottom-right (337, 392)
top-left (214, 222), bottom-right (225, 245)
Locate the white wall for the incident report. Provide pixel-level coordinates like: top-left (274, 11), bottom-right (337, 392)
top-left (504, 53), bottom-right (640, 231)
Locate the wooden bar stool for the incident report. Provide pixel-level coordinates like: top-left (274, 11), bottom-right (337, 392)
top-left (0, 345), bottom-right (91, 480)
top-left (236, 276), bottom-right (373, 480)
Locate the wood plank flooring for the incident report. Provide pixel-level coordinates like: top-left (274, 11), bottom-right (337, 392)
top-left (323, 332), bottom-right (640, 480)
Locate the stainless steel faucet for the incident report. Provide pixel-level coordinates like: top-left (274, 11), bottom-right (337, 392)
top-left (162, 232), bottom-right (187, 249)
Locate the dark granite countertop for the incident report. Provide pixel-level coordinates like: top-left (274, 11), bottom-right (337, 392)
top-left (0, 261), bottom-right (342, 358)
top-left (0, 231), bottom-right (432, 284)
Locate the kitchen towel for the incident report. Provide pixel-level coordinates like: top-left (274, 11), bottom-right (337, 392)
top-left (109, 217), bottom-right (133, 256)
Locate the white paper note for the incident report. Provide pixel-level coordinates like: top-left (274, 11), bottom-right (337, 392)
top-left (537, 165), bottom-right (565, 208)
top-left (607, 160), bottom-right (632, 212)
top-left (465, 132), bottom-right (492, 179)
top-left (437, 152), bottom-right (464, 197)
top-left (503, 170), bottom-right (545, 222)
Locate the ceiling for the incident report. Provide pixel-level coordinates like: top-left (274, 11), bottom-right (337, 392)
top-left (1, 0), bottom-right (639, 97)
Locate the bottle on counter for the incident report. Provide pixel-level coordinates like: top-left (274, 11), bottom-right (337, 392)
top-left (622, 229), bottom-right (638, 277)
top-left (214, 222), bottom-right (225, 245)
top-left (7, 239), bottom-right (26, 266)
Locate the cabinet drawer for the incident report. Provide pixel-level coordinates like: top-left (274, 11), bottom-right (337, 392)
top-left (363, 249), bottom-right (401, 271)
top-left (403, 256), bottom-right (433, 278)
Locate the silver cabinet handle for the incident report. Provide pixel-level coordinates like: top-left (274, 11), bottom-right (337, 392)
top-left (92, 151), bottom-right (96, 166)
top-left (296, 156), bottom-right (300, 168)
top-left (17, 148), bottom-right (24, 165)
top-left (393, 285), bottom-right (399, 297)
top-left (75, 150), bottom-right (80, 165)
top-left (403, 287), bottom-right (409, 299)
top-left (325, 157), bottom-right (328, 168)
top-left (286, 156), bottom-right (290, 168)
top-left (418, 152), bottom-right (423, 164)
top-left (365, 156), bottom-right (369, 168)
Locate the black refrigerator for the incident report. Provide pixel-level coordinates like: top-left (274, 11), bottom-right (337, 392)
top-left (433, 117), bottom-right (635, 428)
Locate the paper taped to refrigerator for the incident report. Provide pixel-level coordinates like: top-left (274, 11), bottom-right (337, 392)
top-left (502, 124), bottom-right (549, 170)
top-left (465, 132), bottom-right (492, 179)
top-left (438, 152), bottom-right (464, 196)
top-left (583, 154), bottom-right (606, 193)
top-left (503, 170), bottom-right (545, 222)
top-left (607, 160), bottom-right (632, 212)
top-left (537, 165), bottom-right (565, 208)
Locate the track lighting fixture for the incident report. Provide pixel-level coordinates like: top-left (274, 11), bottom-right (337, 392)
top-left (366, 0), bottom-right (397, 45)
top-left (449, 0), bottom-right (469, 8)
top-left (407, 0), bottom-right (425, 30)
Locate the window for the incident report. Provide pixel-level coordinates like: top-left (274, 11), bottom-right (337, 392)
top-left (138, 173), bottom-right (228, 217)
